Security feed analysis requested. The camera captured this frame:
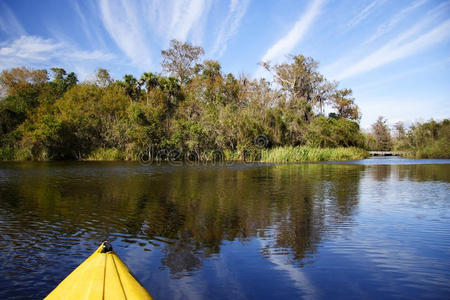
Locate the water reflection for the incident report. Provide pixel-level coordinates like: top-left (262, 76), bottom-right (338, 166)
top-left (0, 161), bottom-right (449, 299)
top-left (358, 163), bottom-right (449, 183)
top-left (0, 164), bottom-right (363, 272)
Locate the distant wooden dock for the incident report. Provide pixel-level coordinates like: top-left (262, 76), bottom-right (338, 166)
top-left (369, 151), bottom-right (406, 156)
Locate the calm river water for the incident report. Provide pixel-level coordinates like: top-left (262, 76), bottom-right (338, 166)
top-left (0, 158), bottom-right (449, 299)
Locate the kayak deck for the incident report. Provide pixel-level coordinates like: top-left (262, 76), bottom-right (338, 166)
top-left (45, 242), bottom-right (153, 300)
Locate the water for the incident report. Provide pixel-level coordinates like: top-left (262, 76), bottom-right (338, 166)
top-left (0, 158), bottom-right (449, 299)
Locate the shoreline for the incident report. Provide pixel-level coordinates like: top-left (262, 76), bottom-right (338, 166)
top-left (0, 146), bottom-right (370, 162)
top-left (2, 146), bottom-right (448, 163)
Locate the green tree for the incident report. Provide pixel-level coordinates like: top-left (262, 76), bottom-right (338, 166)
top-left (1, 48), bottom-right (374, 161)
top-left (406, 119), bottom-right (449, 158)
top-left (371, 116), bottom-right (392, 151)
top-left (331, 88), bottom-right (360, 121)
top-left (158, 77), bottom-right (182, 106)
top-left (0, 67), bottom-right (48, 96)
top-left (392, 121), bottom-right (409, 150)
top-left (50, 68), bottom-right (78, 97)
top-left (262, 55), bottom-right (331, 122)
top-left (139, 72), bottom-right (159, 105)
top-left (120, 74), bottom-right (140, 102)
top-left (307, 116), bottom-right (364, 148)
top-left (95, 68), bottom-right (113, 87)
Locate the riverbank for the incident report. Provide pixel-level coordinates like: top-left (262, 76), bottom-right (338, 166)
top-left (403, 146), bottom-right (449, 159)
top-left (0, 146), bottom-right (370, 162)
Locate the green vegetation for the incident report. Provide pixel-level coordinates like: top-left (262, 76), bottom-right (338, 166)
top-left (365, 117), bottom-right (449, 159)
top-left (261, 146), bottom-right (368, 162)
top-left (393, 119), bottom-right (449, 158)
top-left (366, 116), bottom-right (392, 151)
top-left (86, 148), bottom-right (126, 161)
top-left (1, 40), bottom-right (367, 162)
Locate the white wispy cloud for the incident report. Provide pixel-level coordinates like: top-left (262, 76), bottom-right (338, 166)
top-left (146, 0), bottom-right (210, 44)
top-left (72, 1), bottom-right (94, 45)
top-left (0, 35), bottom-right (115, 75)
top-left (70, 49), bottom-right (115, 61)
top-left (260, 0), bottom-right (324, 65)
top-left (145, 0), bottom-right (173, 40)
top-left (99, 0), bottom-right (153, 70)
top-left (253, 0), bottom-right (324, 78)
top-left (352, 58), bottom-right (450, 91)
top-left (347, 0), bottom-right (387, 29)
top-left (335, 19), bottom-right (450, 80)
top-left (99, 0), bottom-right (211, 70)
top-left (71, 1), bottom-right (107, 49)
top-left (189, 1), bottom-right (213, 46)
top-left (0, 1), bottom-right (26, 36)
top-left (168, 0), bottom-right (208, 42)
top-left (364, 0), bottom-right (428, 45)
top-left (0, 36), bottom-right (63, 61)
top-left (210, 0), bottom-right (250, 58)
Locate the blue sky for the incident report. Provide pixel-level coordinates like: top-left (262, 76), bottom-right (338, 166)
top-left (0, 0), bottom-right (449, 128)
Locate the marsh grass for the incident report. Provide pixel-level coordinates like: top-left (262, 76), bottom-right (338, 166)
top-left (86, 148), bottom-right (125, 161)
top-left (261, 146), bottom-right (368, 163)
top-left (0, 147), bottom-right (16, 161)
top-left (1, 145), bottom-right (369, 163)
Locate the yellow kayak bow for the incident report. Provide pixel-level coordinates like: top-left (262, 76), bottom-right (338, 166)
top-left (45, 242), bottom-right (153, 300)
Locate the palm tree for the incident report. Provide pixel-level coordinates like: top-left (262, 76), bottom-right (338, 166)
top-left (139, 72), bottom-right (158, 105)
top-left (122, 74), bottom-right (140, 103)
top-left (158, 76), bottom-right (181, 109)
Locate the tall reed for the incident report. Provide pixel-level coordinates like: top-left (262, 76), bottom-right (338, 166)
top-left (261, 146), bottom-right (368, 163)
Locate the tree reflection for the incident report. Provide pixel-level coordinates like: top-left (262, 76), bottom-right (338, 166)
top-left (0, 162), bottom-right (367, 277)
top-left (160, 232), bottom-right (202, 279)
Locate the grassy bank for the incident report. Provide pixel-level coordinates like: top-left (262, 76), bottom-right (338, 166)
top-left (1, 146), bottom-right (369, 162)
top-left (261, 146), bottom-right (369, 163)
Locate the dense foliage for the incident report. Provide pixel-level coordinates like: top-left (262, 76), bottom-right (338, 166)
top-left (365, 117), bottom-right (449, 158)
top-left (366, 116), bottom-right (392, 151)
top-left (392, 119), bottom-right (450, 158)
top-left (0, 40), bottom-right (365, 161)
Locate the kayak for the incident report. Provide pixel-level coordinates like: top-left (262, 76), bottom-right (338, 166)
top-left (45, 242), bottom-right (153, 299)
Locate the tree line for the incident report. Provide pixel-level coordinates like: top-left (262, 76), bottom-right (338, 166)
top-left (1, 39), bottom-right (440, 161)
top-left (367, 116), bottom-right (449, 158)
